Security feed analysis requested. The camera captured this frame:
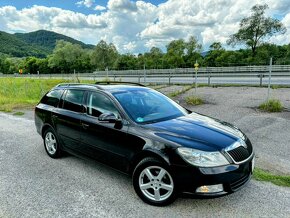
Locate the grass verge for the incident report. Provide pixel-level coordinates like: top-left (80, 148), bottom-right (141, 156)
top-left (253, 168), bottom-right (290, 187)
top-left (13, 111), bottom-right (25, 116)
top-left (258, 99), bottom-right (283, 112)
top-left (0, 78), bottom-right (94, 112)
top-left (185, 96), bottom-right (204, 105)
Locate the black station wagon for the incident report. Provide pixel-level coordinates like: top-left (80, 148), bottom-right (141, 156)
top-left (35, 82), bottom-right (254, 206)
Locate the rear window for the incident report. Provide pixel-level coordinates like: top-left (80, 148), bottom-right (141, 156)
top-left (40, 89), bottom-right (64, 107)
top-left (63, 89), bottom-right (85, 113)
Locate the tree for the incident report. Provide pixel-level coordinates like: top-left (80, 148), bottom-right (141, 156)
top-left (91, 40), bottom-right (118, 70)
top-left (115, 54), bottom-right (138, 70)
top-left (184, 36), bottom-right (202, 67)
top-left (209, 42), bottom-right (223, 51)
top-left (165, 39), bottom-right (186, 68)
top-left (48, 40), bottom-right (86, 73)
top-left (142, 47), bottom-right (164, 69)
top-left (23, 57), bottom-right (39, 74)
top-left (204, 42), bottom-right (225, 66)
top-left (227, 4), bottom-right (286, 57)
top-left (186, 36), bottom-right (202, 55)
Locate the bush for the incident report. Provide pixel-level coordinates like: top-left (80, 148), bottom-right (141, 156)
top-left (258, 99), bottom-right (283, 112)
top-left (185, 96), bottom-right (204, 105)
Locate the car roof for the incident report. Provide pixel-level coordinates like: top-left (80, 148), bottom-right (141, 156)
top-left (54, 83), bottom-right (150, 93)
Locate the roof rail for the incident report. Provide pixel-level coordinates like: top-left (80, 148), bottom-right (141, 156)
top-left (56, 83), bottom-right (85, 87)
top-left (55, 83), bottom-right (103, 89)
top-left (95, 81), bottom-right (145, 87)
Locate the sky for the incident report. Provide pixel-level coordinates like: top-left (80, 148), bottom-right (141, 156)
top-left (0, 0), bottom-right (290, 54)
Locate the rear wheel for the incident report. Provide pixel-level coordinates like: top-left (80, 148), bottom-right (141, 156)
top-left (133, 157), bottom-right (177, 206)
top-left (43, 128), bottom-right (62, 158)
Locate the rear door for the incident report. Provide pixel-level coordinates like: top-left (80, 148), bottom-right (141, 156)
top-left (35, 88), bottom-right (64, 134)
top-left (53, 89), bottom-right (85, 151)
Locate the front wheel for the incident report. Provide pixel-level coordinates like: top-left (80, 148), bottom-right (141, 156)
top-left (133, 157), bottom-right (177, 206)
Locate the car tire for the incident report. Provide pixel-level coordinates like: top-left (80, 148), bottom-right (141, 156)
top-left (43, 128), bottom-right (62, 158)
top-left (132, 157), bottom-right (177, 206)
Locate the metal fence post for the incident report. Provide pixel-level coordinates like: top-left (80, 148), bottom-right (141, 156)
top-left (143, 64), bottom-right (146, 85)
top-left (208, 74), bottom-right (211, 86)
top-left (259, 74), bottom-right (263, 87)
top-left (138, 71), bottom-right (140, 84)
top-left (267, 57), bottom-right (273, 102)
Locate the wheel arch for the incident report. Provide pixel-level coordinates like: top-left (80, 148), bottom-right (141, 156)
top-left (41, 123), bottom-right (55, 138)
top-left (128, 149), bottom-right (170, 175)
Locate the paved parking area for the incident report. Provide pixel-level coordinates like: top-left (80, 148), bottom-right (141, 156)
top-left (1, 86), bottom-right (290, 217)
top-left (0, 109), bottom-right (290, 217)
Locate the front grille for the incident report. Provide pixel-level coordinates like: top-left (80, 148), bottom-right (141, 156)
top-left (227, 139), bottom-right (253, 163)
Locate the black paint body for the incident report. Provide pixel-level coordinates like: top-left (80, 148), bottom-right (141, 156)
top-left (35, 84), bottom-right (254, 196)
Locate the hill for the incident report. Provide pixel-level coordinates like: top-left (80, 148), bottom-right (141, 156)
top-left (0, 30), bottom-right (95, 58)
top-left (15, 30), bottom-right (94, 51)
top-left (0, 31), bottom-right (50, 58)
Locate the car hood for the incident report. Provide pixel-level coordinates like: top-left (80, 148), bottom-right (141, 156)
top-left (145, 112), bottom-right (245, 151)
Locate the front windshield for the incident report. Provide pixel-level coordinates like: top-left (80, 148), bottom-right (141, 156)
top-left (113, 89), bottom-right (188, 124)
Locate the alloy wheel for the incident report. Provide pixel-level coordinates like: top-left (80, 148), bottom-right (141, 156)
top-left (45, 132), bottom-right (57, 155)
top-left (138, 166), bottom-right (174, 202)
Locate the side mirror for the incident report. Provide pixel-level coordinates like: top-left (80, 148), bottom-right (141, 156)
top-left (98, 113), bottom-right (118, 123)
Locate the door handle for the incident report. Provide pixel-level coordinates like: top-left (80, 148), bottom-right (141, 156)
top-left (81, 123), bottom-right (89, 129)
top-left (52, 114), bottom-right (58, 119)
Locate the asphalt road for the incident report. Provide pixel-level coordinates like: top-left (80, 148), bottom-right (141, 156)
top-left (1, 113), bottom-right (290, 218)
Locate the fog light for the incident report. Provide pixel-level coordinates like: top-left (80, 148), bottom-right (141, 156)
top-left (196, 184), bottom-right (224, 193)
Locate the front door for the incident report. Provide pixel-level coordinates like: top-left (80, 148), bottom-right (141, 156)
top-left (80, 91), bottom-right (130, 171)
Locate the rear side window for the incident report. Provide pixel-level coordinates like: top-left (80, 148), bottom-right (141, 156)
top-left (41, 89), bottom-right (64, 107)
top-left (63, 89), bottom-right (85, 113)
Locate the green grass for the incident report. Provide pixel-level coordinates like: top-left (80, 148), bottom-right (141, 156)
top-left (185, 96), bottom-right (204, 105)
top-left (253, 168), bottom-right (290, 187)
top-left (0, 78), bottom-right (94, 111)
top-left (258, 99), bottom-right (283, 112)
top-left (168, 85), bottom-right (195, 97)
top-left (270, 84), bottom-right (290, 89)
top-left (13, 111), bottom-right (25, 116)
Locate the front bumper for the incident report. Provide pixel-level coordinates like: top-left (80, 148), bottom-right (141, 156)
top-left (171, 155), bottom-right (254, 196)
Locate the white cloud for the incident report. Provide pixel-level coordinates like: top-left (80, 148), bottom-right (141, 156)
top-left (0, 0), bottom-right (290, 53)
top-left (94, 5), bottom-right (106, 11)
top-left (76, 0), bottom-right (95, 8)
top-left (269, 12), bottom-right (290, 44)
top-left (107, 0), bottom-right (137, 12)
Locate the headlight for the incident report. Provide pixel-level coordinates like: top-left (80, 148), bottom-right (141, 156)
top-left (177, 147), bottom-right (229, 167)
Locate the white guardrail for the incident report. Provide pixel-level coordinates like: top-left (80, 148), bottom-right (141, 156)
top-left (1, 65), bottom-right (290, 85)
